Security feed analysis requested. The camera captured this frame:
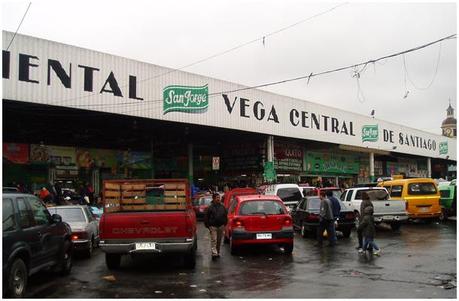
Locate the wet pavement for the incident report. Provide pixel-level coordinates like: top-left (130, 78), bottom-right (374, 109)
top-left (25, 220), bottom-right (456, 298)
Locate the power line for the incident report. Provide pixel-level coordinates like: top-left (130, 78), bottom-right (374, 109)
top-left (49, 2), bottom-right (348, 107)
top-left (6, 2), bottom-right (32, 51)
top-left (403, 42), bottom-right (442, 91)
top-left (25, 33), bottom-right (457, 114)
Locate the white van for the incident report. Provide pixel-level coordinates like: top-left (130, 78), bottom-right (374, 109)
top-left (263, 184), bottom-right (304, 212)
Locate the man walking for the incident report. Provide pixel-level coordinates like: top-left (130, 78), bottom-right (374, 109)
top-left (317, 193), bottom-right (335, 247)
top-left (326, 190), bottom-right (341, 243)
top-left (204, 193), bottom-right (228, 260)
top-left (356, 191), bottom-right (373, 252)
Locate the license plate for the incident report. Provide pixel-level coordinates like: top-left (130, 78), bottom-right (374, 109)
top-left (135, 242), bottom-right (156, 250)
top-left (256, 233), bottom-right (272, 240)
top-left (383, 215), bottom-right (394, 220)
top-left (419, 207), bottom-right (430, 212)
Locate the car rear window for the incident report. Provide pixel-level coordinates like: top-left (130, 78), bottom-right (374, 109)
top-left (51, 208), bottom-right (86, 222)
top-left (3, 198), bottom-right (16, 232)
top-left (307, 198), bottom-right (321, 210)
top-left (277, 188), bottom-right (302, 203)
top-left (356, 189), bottom-right (389, 200)
top-left (199, 197), bottom-right (212, 206)
top-left (239, 200), bottom-right (285, 215)
top-left (408, 183), bottom-right (437, 195)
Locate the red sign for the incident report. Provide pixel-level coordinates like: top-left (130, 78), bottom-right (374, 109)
top-left (3, 143), bottom-right (29, 164)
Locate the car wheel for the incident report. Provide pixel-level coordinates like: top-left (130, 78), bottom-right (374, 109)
top-left (439, 209), bottom-right (447, 222)
top-left (230, 236), bottom-right (238, 255)
top-left (283, 243), bottom-right (293, 255)
top-left (184, 241), bottom-right (197, 269)
top-left (342, 227), bottom-right (352, 238)
top-left (390, 222), bottom-right (402, 231)
top-left (85, 237), bottom-right (94, 258)
top-left (300, 223), bottom-right (307, 238)
top-left (7, 258), bottom-right (28, 298)
top-left (105, 254), bottom-right (121, 270)
top-left (56, 240), bottom-right (73, 276)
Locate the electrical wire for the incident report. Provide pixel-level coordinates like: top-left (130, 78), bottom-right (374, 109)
top-left (48, 2), bottom-right (349, 107)
top-left (403, 42), bottom-right (442, 90)
top-left (6, 2), bottom-right (32, 51)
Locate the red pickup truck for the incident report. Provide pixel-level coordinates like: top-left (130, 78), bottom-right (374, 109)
top-left (99, 179), bottom-right (197, 269)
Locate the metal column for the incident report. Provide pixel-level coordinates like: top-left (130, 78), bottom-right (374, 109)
top-left (427, 157), bottom-right (432, 178)
top-left (369, 152), bottom-right (375, 182)
top-left (267, 136), bottom-right (274, 162)
top-left (188, 143), bottom-right (193, 187)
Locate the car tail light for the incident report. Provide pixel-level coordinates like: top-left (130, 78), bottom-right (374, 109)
top-left (71, 231), bottom-right (87, 241)
top-left (284, 217), bottom-right (292, 226)
top-left (185, 212), bottom-right (193, 235)
top-left (233, 218), bottom-right (243, 228)
top-left (345, 212), bottom-right (355, 220)
top-left (307, 213), bottom-right (319, 221)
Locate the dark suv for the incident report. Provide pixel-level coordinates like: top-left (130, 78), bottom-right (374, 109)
top-left (3, 193), bottom-right (73, 297)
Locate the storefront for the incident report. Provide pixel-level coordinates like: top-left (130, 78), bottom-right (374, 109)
top-left (2, 31), bottom-right (457, 192)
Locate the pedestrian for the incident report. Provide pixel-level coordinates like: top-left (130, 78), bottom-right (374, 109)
top-left (204, 193), bottom-right (228, 260)
top-left (317, 192), bottom-right (335, 247)
top-left (39, 187), bottom-right (53, 204)
top-left (326, 190), bottom-right (341, 243)
top-left (357, 206), bottom-right (381, 256)
top-left (356, 191), bottom-right (373, 252)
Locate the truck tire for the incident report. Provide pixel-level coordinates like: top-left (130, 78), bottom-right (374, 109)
top-left (105, 254), bottom-right (121, 270)
top-left (56, 240), bottom-right (73, 276)
top-left (283, 243), bottom-right (293, 255)
top-left (6, 258), bottom-right (28, 298)
top-left (84, 237), bottom-right (94, 258)
top-left (300, 223), bottom-right (308, 238)
top-left (342, 227), bottom-right (352, 238)
top-left (390, 222), bottom-right (401, 231)
top-left (184, 240), bottom-right (197, 269)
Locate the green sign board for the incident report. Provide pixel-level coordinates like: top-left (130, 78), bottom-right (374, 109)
top-left (163, 84), bottom-right (208, 114)
top-left (439, 142), bottom-right (448, 155)
top-left (304, 152), bottom-right (360, 175)
top-left (362, 125), bottom-right (379, 142)
top-left (263, 161), bottom-right (276, 182)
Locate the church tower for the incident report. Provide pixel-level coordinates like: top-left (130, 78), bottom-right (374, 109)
top-left (441, 100), bottom-right (457, 138)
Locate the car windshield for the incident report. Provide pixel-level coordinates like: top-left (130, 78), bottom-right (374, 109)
top-left (199, 197), bottom-right (212, 206)
top-left (51, 208), bottom-right (86, 222)
top-left (239, 200), bottom-right (285, 215)
top-left (277, 188), bottom-right (302, 203)
top-left (408, 183), bottom-right (437, 195)
top-left (356, 189), bottom-right (389, 200)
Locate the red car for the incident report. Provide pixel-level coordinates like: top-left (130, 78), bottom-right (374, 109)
top-left (192, 194), bottom-right (212, 218)
top-left (224, 194), bottom-right (294, 255)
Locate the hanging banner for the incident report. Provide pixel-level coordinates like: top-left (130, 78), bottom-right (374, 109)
top-left (274, 142), bottom-right (303, 172)
top-left (3, 143), bottom-right (29, 164)
top-left (76, 148), bottom-right (118, 168)
top-left (117, 151), bottom-right (152, 169)
top-left (48, 145), bottom-right (76, 166)
top-left (30, 144), bottom-right (50, 163)
top-left (305, 151), bottom-right (360, 174)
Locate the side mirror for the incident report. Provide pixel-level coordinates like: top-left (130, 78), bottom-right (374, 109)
top-left (52, 214), bottom-right (62, 224)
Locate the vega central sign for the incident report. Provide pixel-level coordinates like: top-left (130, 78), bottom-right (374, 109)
top-left (163, 85), bottom-right (208, 114)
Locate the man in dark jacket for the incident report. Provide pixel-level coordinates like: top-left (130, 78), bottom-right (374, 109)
top-left (317, 193), bottom-right (335, 247)
top-left (357, 191), bottom-right (373, 251)
top-left (326, 190), bottom-right (341, 243)
top-left (204, 193), bottom-right (228, 259)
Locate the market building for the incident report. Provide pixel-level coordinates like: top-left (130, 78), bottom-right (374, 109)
top-left (2, 31), bottom-right (457, 196)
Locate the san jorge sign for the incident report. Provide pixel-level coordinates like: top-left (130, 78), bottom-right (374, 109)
top-left (362, 125), bottom-right (379, 142)
top-left (439, 142), bottom-right (448, 155)
top-left (163, 85), bottom-right (208, 114)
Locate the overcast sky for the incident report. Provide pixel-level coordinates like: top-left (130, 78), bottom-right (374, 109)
top-left (2, 0), bottom-right (457, 135)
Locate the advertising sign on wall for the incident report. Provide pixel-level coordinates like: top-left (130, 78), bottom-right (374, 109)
top-left (304, 151), bottom-right (360, 175)
top-left (3, 143), bottom-right (29, 164)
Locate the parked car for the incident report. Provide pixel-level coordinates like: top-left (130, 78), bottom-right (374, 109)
top-left (99, 179), bottom-right (197, 269)
top-left (438, 180), bottom-right (456, 220)
top-left (192, 194), bottom-right (212, 219)
top-left (378, 178), bottom-right (441, 221)
top-left (224, 194), bottom-right (294, 255)
top-left (2, 193), bottom-right (73, 298)
top-left (263, 184), bottom-right (304, 212)
top-left (223, 187), bottom-right (257, 209)
top-left (48, 205), bottom-right (100, 258)
top-left (3, 187), bottom-right (19, 193)
top-left (291, 196), bottom-right (356, 238)
top-left (303, 187), bottom-right (342, 199)
top-left (341, 187), bottom-right (408, 231)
